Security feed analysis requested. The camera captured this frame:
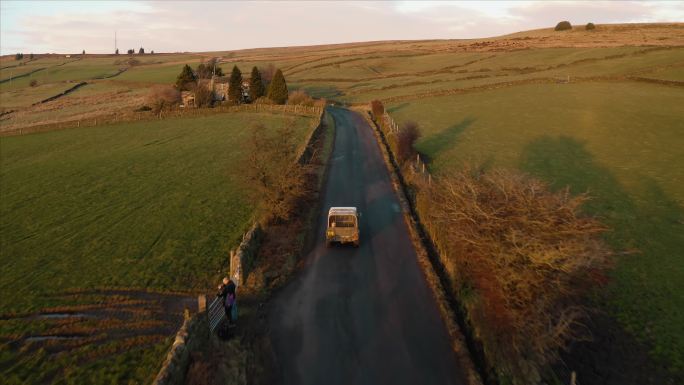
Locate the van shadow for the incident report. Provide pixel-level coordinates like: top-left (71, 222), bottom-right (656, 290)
top-left (519, 135), bottom-right (684, 384)
top-left (417, 117), bottom-right (474, 162)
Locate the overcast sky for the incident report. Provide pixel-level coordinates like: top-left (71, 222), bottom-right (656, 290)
top-left (1, 1), bottom-right (683, 55)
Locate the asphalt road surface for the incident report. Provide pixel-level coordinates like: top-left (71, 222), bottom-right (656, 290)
top-left (268, 107), bottom-right (468, 385)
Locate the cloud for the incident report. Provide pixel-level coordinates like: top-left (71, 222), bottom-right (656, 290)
top-left (1, 1), bottom-right (682, 55)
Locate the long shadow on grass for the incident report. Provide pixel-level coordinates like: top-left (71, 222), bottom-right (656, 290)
top-left (520, 135), bottom-right (684, 384)
top-left (299, 85), bottom-right (343, 99)
top-left (417, 117), bottom-right (474, 162)
top-left (386, 102), bottom-right (410, 114)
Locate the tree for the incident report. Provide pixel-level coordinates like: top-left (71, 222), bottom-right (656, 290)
top-left (244, 120), bottom-right (311, 223)
top-left (196, 59), bottom-right (223, 79)
top-left (228, 65), bottom-right (243, 105)
top-left (249, 66), bottom-right (265, 101)
top-left (115, 48), bottom-right (119, 55)
top-left (138, 47), bottom-right (145, 54)
top-left (146, 85), bottom-right (181, 113)
top-left (586, 22), bottom-right (596, 30)
top-left (15, 53), bottom-right (23, 60)
top-left (127, 49), bottom-right (134, 55)
top-left (191, 84), bottom-right (214, 108)
top-left (151, 50), bottom-right (155, 54)
top-left (175, 64), bottom-right (197, 91)
top-left (82, 50), bottom-right (86, 55)
top-left (395, 121), bottom-right (421, 164)
top-left (370, 100), bottom-right (384, 120)
top-left (259, 63), bottom-right (276, 87)
top-left (29, 53), bottom-right (34, 60)
top-left (554, 21), bottom-right (572, 31)
top-left (267, 68), bottom-right (288, 105)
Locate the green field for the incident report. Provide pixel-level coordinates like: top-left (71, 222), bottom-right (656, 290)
top-left (387, 81), bottom-right (684, 372)
top-left (0, 111), bottom-right (317, 384)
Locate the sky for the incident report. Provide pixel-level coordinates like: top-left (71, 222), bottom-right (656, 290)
top-left (1, 1), bottom-right (683, 55)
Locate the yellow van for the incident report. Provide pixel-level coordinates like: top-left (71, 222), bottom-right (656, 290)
top-left (326, 207), bottom-right (359, 248)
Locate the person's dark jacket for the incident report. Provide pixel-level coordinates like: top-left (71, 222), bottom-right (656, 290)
top-left (217, 280), bottom-right (237, 306)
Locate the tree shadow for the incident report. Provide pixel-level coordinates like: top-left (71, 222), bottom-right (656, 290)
top-left (519, 135), bottom-right (684, 384)
top-left (417, 117), bottom-right (475, 161)
top-left (387, 102), bottom-right (410, 113)
top-left (298, 84), bottom-right (343, 99)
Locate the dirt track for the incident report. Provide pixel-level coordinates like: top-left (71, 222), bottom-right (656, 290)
top-left (267, 107), bottom-right (467, 385)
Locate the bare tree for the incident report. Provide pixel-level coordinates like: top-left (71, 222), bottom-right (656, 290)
top-left (287, 90), bottom-right (315, 106)
top-left (259, 63), bottom-right (277, 87)
top-left (191, 84), bottom-right (214, 108)
top-left (370, 100), bottom-right (384, 120)
top-left (394, 120), bottom-right (421, 164)
top-left (146, 85), bottom-right (181, 113)
top-left (243, 120), bottom-right (311, 223)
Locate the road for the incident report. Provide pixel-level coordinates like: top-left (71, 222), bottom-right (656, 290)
top-left (268, 107), bottom-right (468, 385)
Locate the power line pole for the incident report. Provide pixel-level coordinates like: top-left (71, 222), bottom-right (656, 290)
top-left (114, 30), bottom-right (118, 53)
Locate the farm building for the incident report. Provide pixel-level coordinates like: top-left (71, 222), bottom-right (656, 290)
top-left (180, 91), bottom-right (195, 108)
top-left (180, 75), bottom-right (251, 107)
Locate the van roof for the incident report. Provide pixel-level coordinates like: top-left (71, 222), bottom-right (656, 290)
top-left (328, 207), bottom-right (357, 215)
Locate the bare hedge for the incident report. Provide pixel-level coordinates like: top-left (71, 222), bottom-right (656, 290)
top-left (416, 166), bottom-right (611, 384)
top-left (394, 121), bottom-right (421, 164)
top-left (145, 85), bottom-right (181, 114)
top-left (287, 90), bottom-right (315, 106)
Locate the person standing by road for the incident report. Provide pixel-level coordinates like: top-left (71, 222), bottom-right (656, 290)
top-left (217, 277), bottom-right (237, 327)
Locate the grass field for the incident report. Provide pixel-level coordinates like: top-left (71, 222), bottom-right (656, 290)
top-left (0, 111), bottom-right (317, 384)
top-left (387, 81), bottom-right (684, 373)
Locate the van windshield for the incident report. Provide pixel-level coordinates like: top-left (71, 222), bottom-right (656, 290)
top-left (329, 215), bottom-right (356, 228)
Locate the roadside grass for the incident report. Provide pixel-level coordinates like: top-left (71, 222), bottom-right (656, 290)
top-left (0, 111), bottom-right (317, 384)
top-left (387, 81), bottom-right (684, 373)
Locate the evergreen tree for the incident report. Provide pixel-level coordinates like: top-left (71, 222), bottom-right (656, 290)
top-left (139, 47), bottom-right (145, 54)
top-left (175, 64), bottom-right (197, 91)
top-left (115, 48), bottom-right (119, 55)
top-left (82, 50), bottom-right (86, 55)
top-left (228, 65), bottom-right (243, 105)
top-left (267, 69), bottom-right (288, 105)
top-left (249, 66), bottom-right (265, 101)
